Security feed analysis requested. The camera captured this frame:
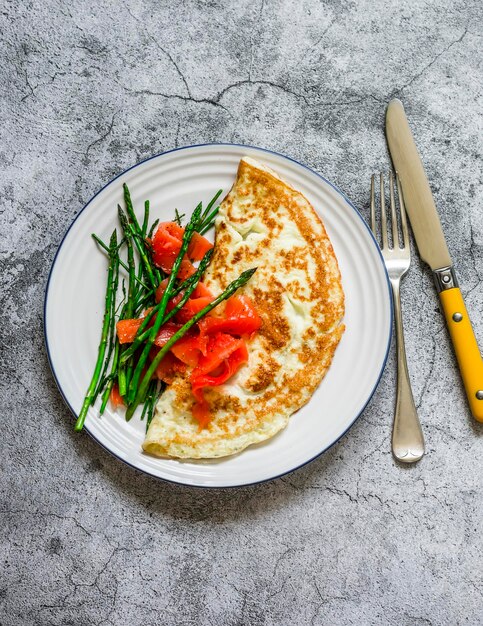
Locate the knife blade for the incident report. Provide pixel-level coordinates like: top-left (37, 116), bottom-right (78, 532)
top-left (386, 98), bottom-right (483, 422)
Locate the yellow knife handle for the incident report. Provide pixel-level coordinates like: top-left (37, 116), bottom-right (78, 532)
top-left (439, 287), bottom-right (483, 421)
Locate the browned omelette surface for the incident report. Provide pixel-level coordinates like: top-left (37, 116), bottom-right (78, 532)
top-left (143, 156), bottom-right (345, 459)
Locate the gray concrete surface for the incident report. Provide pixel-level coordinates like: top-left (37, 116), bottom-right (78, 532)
top-left (1, 0), bottom-right (482, 624)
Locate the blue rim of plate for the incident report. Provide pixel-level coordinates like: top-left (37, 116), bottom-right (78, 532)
top-left (44, 143), bottom-right (393, 489)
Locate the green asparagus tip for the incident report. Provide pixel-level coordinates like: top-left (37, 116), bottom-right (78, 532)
top-left (125, 402), bottom-right (136, 422)
top-left (241, 267), bottom-right (257, 280)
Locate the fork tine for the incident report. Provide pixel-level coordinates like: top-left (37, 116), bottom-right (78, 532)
top-left (396, 173), bottom-right (409, 248)
top-left (370, 174), bottom-right (376, 234)
top-left (380, 173), bottom-right (388, 249)
top-left (389, 171), bottom-right (399, 248)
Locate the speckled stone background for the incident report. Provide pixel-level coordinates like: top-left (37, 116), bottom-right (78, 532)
top-left (1, 0), bottom-right (482, 624)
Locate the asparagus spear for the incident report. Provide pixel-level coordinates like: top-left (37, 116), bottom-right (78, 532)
top-left (123, 184), bottom-right (159, 290)
top-left (92, 239), bottom-right (120, 403)
top-left (133, 202), bottom-right (149, 302)
top-left (145, 382), bottom-right (162, 431)
top-left (140, 384), bottom-right (151, 422)
top-left (174, 209), bottom-right (185, 226)
top-left (129, 227), bottom-right (161, 289)
top-left (148, 218), bottom-right (159, 239)
top-left (99, 339), bottom-right (120, 414)
top-left (125, 268), bottom-right (257, 421)
top-left (141, 200), bottom-right (150, 238)
top-left (200, 189), bottom-right (222, 223)
top-left (117, 207), bottom-right (137, 396)
top-left (117, 210), bottom-right (136, 307)
top-left (75, 230), bottom-right (118, 431)
top-left (123, 183), bottom-right (142, 233)
top-left (139, 380), bottom-right (161, 425)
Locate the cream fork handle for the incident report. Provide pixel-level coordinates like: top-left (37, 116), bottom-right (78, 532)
top-left (390, 278), bottom-right (425, 463)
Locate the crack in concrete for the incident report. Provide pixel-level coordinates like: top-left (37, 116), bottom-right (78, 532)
top-left (77, 42), bottom-right (110, 56)
top-left (267, 582), bottom-right (288, 601)
top-left (114, 80), bottom-right (231, 114)
top-left (416, 334), bottom-right (436, 410)
top-left (465, 218), bottom-right (482, 300)
top-left (115, 77), bottom-right (311, 116)
top-left (5, 371), bottom-right (30, 397)
top-left (401, 612), bottom-right (433, 625)
top-left (431, 423), bottom-right (461, 444)
top-left (84, 112), bottom-right (117, 160)
top-left (325, 486), bottom-right (357, 503)
top-left (362, 492), bottom-right (397, 521)
top-left (174, 118), bottom-right (181, 149)
top-left (229, 583), bottom-right (249, 625)
top-left (467, 579), bottom-right (483, 598)
top-left (311, 581), bottom-right (351, 626)
top-left (20, 68), bottom-right (66, 102)
top-left (313, 580), bottom-right (350, 606)
top-left (393, 28), bottom-right (469, 95)
top-left (0, 507), bottom-right (92, 537)
top-left (279, 475), bottom-right (303, 490)
top-left (360, 437), bottom-right (387, 466)
top-left (301, 16), bottom-right (338, 61)
top-left (272, 546), bottom-right (297, 576)
top-left (21, 68), bottom-right (35, 102)
top-left (248, 0), bottom-right (265, 80)
top-left (215, 78), bottom-right (309, 105)
top-left (125, 6), bottom-right (192, 98)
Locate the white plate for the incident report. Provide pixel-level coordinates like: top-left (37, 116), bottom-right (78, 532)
top-left (45, 144), bottom-right (391, 488)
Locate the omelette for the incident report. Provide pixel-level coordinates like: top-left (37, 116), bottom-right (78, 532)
top-left (143, 156), bottom-right (345, 459)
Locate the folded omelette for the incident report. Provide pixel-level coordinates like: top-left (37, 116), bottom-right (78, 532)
top-left (143, 156), bottom-right (345, 459)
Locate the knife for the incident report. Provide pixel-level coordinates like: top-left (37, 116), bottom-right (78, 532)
top-left (386, 98), bottom-right (483, 422)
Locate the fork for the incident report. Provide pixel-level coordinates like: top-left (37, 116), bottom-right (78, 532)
top-left (370, 172), bottom-right (425, 463)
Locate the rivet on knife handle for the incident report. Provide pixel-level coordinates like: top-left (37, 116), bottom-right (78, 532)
top-left (437, 279), bottom-right (483, 422)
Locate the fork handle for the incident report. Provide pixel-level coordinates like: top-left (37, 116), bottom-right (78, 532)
top-left (391, 279), bottom-right (425, 463)
top-left (439, 287), bottom-right (483, 422)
